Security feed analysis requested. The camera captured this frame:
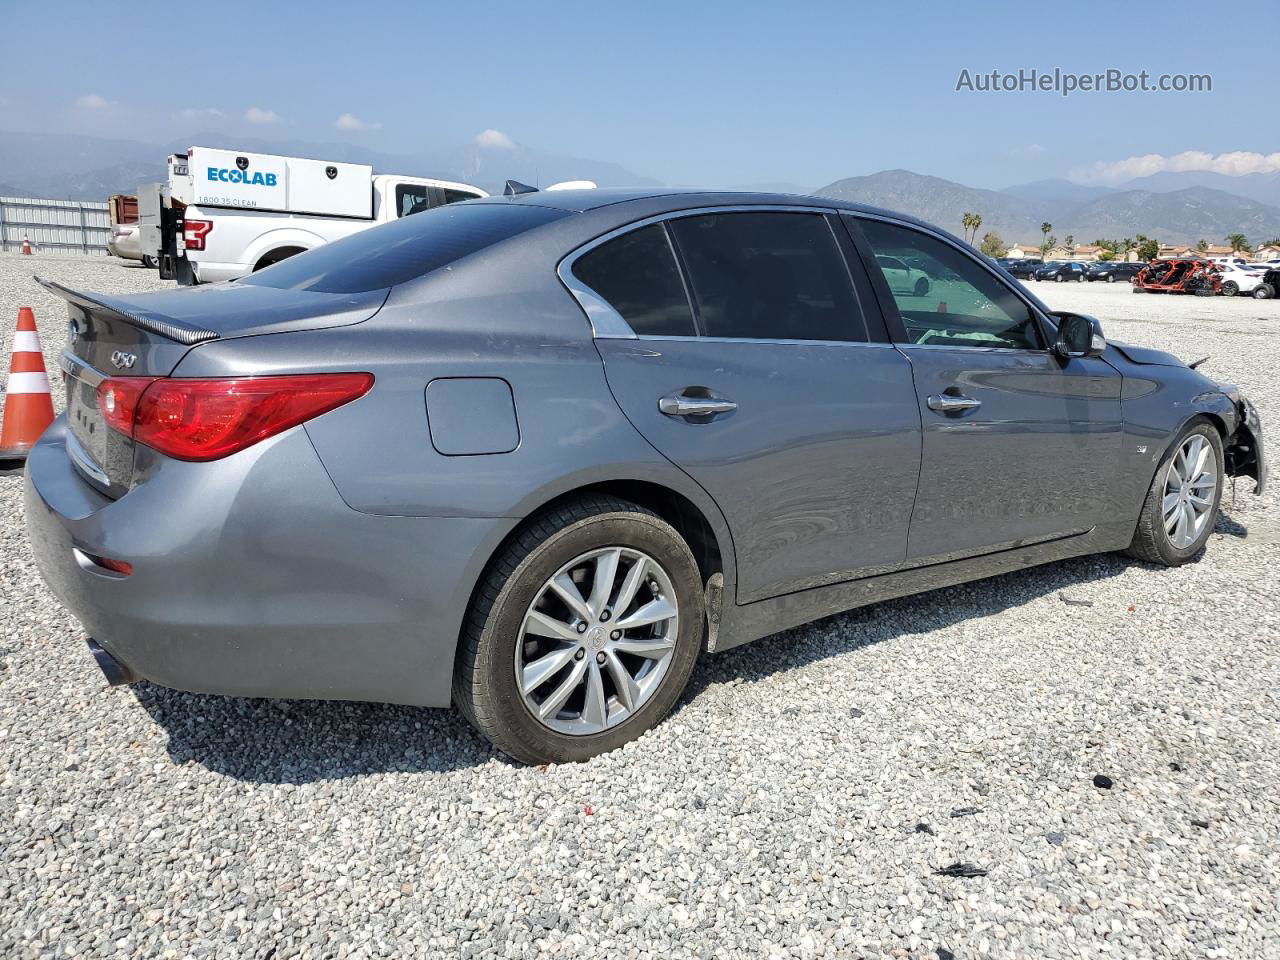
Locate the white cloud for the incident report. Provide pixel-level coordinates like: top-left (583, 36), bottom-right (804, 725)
top-left (1074, 150), bottom-right (1280, 184)
top-left (474, 128), bottom-right (516, 150)
top-left (74, 94), bottom-right (112, 110)
top-left (180, 107), bottom-right (225, 120)
top-left (335, 112), bottom-right (381, 131)
top-left (244, 106), bottom-right (280, 125)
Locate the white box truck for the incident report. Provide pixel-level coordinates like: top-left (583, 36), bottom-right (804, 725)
top-left (147, 146), bottom-right (487, 284)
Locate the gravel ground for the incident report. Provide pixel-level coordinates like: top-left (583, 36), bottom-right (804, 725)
top-left (1, 253), bottom-right (1277, 959)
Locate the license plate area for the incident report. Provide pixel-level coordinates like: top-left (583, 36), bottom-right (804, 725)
top-left (60, 352), bottom-right (130, 496)
top-left (67, 373), bottom-right (109, 469)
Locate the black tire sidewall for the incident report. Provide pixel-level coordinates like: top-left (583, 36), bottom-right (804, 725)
top-left (473, 511), bottom-right (704, 764)
top-left (1147, 421), bottom-right (1225, 564)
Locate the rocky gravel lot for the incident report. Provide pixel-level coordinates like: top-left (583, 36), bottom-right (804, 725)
top-left (1, 253), bottom-right (1277, 959)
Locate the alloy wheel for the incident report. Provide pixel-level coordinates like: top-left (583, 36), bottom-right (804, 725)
top-left (1162, 435), bottom-right (1218, 549)
top-left (515, 547), bottom-right (679, 735)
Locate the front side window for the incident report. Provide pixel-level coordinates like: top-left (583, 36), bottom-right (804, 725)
top-left (570, 223), bottom-right (696, 337)
top-left (667, 212), bottom-right (866, 342)
top-left (856, 218), bottom-right (1043, 350)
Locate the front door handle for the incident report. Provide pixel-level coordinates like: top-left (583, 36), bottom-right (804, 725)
top-left (927, 393), bottom-right (982, 413)
top-left (658, 393), bottom-right (738, 418)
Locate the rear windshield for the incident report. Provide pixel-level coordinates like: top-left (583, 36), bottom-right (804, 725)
top-left (239, 202), bottom-right (571, 293)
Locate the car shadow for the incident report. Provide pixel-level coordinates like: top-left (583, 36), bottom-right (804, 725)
top-left (134, 551), bottom-right (1134, 783)
top-left (679, 551), bottom-right (1128, 702)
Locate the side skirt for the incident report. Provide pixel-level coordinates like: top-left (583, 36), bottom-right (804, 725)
top-left (714, 522), bottom-right (1132, 652)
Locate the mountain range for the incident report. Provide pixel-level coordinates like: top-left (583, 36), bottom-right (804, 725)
top-left (0, 130), bottom-right (659, 201)
top-left (815, 170), bottom-right (1280, 245)
top-left (3, 129), bottom-right (1279, 244)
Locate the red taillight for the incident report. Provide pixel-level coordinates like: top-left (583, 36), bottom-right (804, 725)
top-left (96, 373), bottom-right (373, 461)
top-left (96, 377), bottom-right (158, 435)
top-left (183, 219), bottom-right (213, 251)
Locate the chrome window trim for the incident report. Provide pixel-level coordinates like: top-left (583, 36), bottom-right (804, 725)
top-left (613, 335), bottom-right (897, 348)
top-left (841, 210), bottom-right (1055, 351)
top-left (557, 204), bottom-right (841, 341)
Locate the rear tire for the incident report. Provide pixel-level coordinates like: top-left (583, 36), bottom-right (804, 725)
top-left (1222, 281), bottom-right (1238, 297)
top-left (913, 277), bottom-right (930, 297)
top-left (1125, 420), bottom-right (1223, 566)
top-left (1254, 283), bottom-right (1275, 300)
top-left (1106, 274), bottom-right (1116, 283)
top-left (453, 495), bottom-right (705, 764)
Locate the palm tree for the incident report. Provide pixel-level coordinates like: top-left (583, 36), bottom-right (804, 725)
top-left (961, 212), bottom-right (982, 245)
top-left (1039, 222), bottom-right (1053, 257)
top-left (1120, 237), bottom-right (1134, 261)
top-left (1226, 233), bottom-right (1251, 254)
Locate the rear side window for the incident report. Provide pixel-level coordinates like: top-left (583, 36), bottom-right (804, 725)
top-left (241, 203), bottom-right (570, 293)
top-left (668, 212), bottom-right (866, 342)
top-left (444, 188), bottom-right (483, 204)
top-left (571, 224), bottom-right (696, 336)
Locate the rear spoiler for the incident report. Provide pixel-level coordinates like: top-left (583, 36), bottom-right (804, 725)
top-left (34, 276), bottom-right (219, 346)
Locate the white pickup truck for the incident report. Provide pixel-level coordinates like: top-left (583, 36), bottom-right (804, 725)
top-left (148, 146), bottom-right (488, 285)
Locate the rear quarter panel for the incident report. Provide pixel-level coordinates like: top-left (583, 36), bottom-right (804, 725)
top-left (173, 241), bottom-right (738, 589)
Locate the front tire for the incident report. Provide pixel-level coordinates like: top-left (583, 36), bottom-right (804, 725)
top-left (1254, 283), bottom-right (1275, 300)
top-left (1125, 420), bottom-right (1223, 566)
top-left (454, 495), bottom-right (705, 764)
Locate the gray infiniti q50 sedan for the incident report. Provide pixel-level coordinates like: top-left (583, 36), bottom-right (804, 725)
top-left (26, 189), bottom-right (1266, 763)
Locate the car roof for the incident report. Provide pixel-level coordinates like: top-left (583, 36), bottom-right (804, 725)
top-left (469, 187), bottom-right (947, 231)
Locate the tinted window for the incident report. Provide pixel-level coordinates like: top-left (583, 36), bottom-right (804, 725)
top-left (396, 183), bottom-right (432, 218)
top-left (444, 188), bottom-right (483, 204)
top-left (856, 218), bottom-right (1042, 350)
top-left (241, 203), bottom-right (570, 294)
top-left (668, 212), bottom-right (865, 341)
top-left (571, 224), bottom-right (695, 337)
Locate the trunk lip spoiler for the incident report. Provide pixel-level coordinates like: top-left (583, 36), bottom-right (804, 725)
top-left (34, 275), bottom-right (220, 346)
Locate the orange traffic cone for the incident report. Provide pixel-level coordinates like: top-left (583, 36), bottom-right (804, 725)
top-left (0, 307), bottom-right (56, 462)
top-left (21, 235), bottom-right (33, 256)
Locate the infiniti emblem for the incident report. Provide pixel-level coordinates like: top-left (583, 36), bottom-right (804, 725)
top-left (67, 319), bottom-right (80, 343)
top-left (110, 350), bottom-right (137, 370)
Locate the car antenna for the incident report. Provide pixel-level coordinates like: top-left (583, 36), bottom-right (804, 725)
top-left (1188, 356), bottom-right (1209, 369)
top-left (504, 179), bottom-right (538, 196)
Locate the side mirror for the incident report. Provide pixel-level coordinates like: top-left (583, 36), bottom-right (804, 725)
top-left (1051, 311), bottom-right (1106, 359)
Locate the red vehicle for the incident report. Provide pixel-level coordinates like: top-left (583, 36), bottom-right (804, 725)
top-left (1131, 259), bottom-right (1221, 295)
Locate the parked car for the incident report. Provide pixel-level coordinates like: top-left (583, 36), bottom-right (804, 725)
top-left (1085, 261), bottom-right (1144, 283)
top-left (1256, 269), bottom-right (1279, 299)
top-left (1218, 264), bottom-right (1271, 298)
top-left (28, 190), bottom-right (1266, 764)
top-left (107, 224), bottom-right (156, 269)
top-left (1004, 258), bottom-right (1041, 280)
top-left (874, 253), bottom-right (931, 297)
top-left (1034, 261), bottom-right (1088, 282)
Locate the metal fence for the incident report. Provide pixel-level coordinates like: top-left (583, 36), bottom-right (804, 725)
top-left (0, 196), bottom-right (110, 256)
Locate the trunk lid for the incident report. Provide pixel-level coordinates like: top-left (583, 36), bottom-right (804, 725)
top-left (39, 277), bottom-right (388, 496)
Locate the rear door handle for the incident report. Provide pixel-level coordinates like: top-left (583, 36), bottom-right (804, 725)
top-left (927, 393), bottom-right (982, 413)
top-left (658, 393), bottom-right (738, 418)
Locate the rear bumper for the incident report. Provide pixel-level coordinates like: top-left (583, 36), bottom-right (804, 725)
top-left (24, 417), bottom-right (517, 706)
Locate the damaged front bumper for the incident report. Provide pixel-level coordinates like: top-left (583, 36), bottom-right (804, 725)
top-left (1223, 393), bottom-right (1267, 494)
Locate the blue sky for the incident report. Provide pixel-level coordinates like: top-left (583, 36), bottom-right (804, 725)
top-left (1, 0), bottom-right (1274, 189)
